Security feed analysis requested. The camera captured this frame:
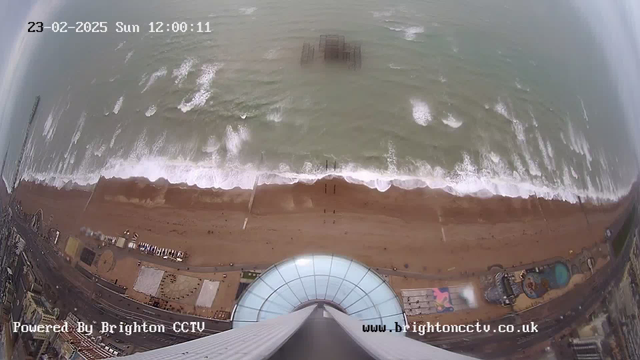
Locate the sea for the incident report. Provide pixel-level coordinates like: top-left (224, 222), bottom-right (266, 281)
top-left (1, 0), bottom-right (639, 203)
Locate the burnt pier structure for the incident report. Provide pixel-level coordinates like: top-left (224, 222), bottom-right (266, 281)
top-left (301, 35), bottom-right (362, 70)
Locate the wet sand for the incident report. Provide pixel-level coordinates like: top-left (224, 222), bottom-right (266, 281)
top-left (13, 176), bottom-right (634, 277)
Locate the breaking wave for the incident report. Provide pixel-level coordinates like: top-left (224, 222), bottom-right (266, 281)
top-left (178, 63), bottom-right (223, 113)
top-left (372, 9), bottom-right (394, 18)
top-left (21, 146), bottom-right (633, 204)
top-left (125, 50), bottom-right (134, 64)
top-left (43, 103), bottom-right (64, 143)
top-left (494, 100), bottom-right (541, 177)
top-left (141, 67), bottom-right (167, 93)
top-left (64, 112), bottom-right (86, 159)
top-left (266, 107), bottom-right (283, 122)
top-left (112, 96), bottom-right (124, 115)
top-left (442, 114), bottom-right (462, 128)
top-left (172, 58), bottom-right (196, 87)
top-left (387, 25), bottom-right (424, 41)
top-left (239, 7), bottom-right (257, 15)
top-left (410, 98), bottom-right (432, 126)
top-left (145, 105), bottom-right (157, 117)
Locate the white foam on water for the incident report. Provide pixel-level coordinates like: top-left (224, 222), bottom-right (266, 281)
top-left (125, 50), bottom-right (134, 64)
top-left (2, 175), bottom-right (10, 194)
top-left (578, 96), bottom-right (589, 122)
top-left (535, 130), bottom-right (554, 171)
top-left (152, 131), bottom-right (167, 156)
top-left (494, 100), bottom-right (540, 177)
top-left (109, 125), bottom-right (122, 148)
top-left (43, 111), bottom-right (58, 142)
top-left (562, 163), bottom-right (573, 187)
top-left (386, 25), bottom-right (424, 41)
top-left (138, 73), bottom-right (148, 86)
top-left (388, 63), bottom-right (404, 69)
top-left (224, 124), bottom-right (250, 157)
top-left (372, 9), bottom-right (394, 17)
top-left (22, 145), bottom-right (634, 204)
top-left (570, 166), bottom-right (578, 179)
top-left (64, 112), bottom-right (86, 159)
top-left (20, 102), bottom-right (635, 206)
top-left (442, 114), bottom-right (463, 128)
top-left (94, 143), bottom-right (107, 157)
top-left (115, 41), bottom-right (125, 51)
top-left (145, 105), bottom-right (157, 117)
top-left (546, 141), bottom-right (554, 158)
top-left (142, 67), bottom-right (167, 93)
top-left (515, 79), bottom-right (530, 92)
top-left (43, 104), bottom-right (63, 143)
top-left (130, 129), bottom-right (149, 160)
top-left (172, 58), bottom-right (197, 86)
top-left (109, 75), bottom-right (120, 82)
top-left (528, 107), bottom-right (538, 127)
top-left (202, 136), bottom-right (221, 164)
top-left (566, 118), bottom-right (592, 170)
top-left (23, 131), bottom-right (36, 175)
top-left (239, 7), bottom-right (257, 15)
top-left (266, 107), bottom-right (283, 123)
top-left (202, 136), bottom-right (220, 153)
top-left (560, 132), bottom-right (567, 144)
top-left (386, 141), bottom-right (398, 174)
top-left (509, 154), bottom-right (525, 180)
top-left (113, 96), bottom-right (124, 115)
top-left (403, 26), bottom-right (424, 41)
top-left (178, 63), bottom-right (223, 113)
top-left (493, 101), bottom-right (509, 119)
top-left (489, 152), bottom-right (501, 164)
top-left (410, 98), bottom-right (432, 126)
top-left (263, 49), bottom-right (279, 60)
top-left (566, 119), bottom-right (579, 153)
top-left (439, 75), bottom-right (447, 83)
top-left (278, 163), bottom-right (291, 173)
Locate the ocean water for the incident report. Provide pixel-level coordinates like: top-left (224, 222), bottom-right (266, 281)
top-left (2, 0), bottom-right (639, 203)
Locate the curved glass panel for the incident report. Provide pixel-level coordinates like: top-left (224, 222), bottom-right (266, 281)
top-left (232, 254), bottom-right (406, 334)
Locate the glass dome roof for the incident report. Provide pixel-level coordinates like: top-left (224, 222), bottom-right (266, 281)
top-left (232, 254), bottom-right (406, 334)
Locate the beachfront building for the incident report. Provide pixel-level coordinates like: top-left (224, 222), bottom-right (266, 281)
top-left (49, 320), bottom-right (112, 360)
top-left (22, 292), bottom-right (56, 339)
top-left (15, 291), bottom-right (57, 358)
top-left (120, 254), bottom-right (477, 359)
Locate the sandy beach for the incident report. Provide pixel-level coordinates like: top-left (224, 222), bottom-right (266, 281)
top-left (13, 176), bottom-right (633, 276)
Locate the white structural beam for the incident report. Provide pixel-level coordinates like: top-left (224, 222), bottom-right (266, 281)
top-left (118, 304), bottom-right (316, 360)
top-left (325, 306), bottom-right (477, 360)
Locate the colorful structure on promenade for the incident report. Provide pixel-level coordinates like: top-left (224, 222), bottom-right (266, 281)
top-left (522, 262), bottom-right (571, 299)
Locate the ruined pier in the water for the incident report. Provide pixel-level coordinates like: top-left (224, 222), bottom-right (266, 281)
top-left (301, 35), bottom-right (362, 69)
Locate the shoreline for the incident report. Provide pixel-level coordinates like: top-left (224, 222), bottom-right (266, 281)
top-left (13, 176), bottom-right (634, 275)
top-left (21, 165), bottom-right (636, 205)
